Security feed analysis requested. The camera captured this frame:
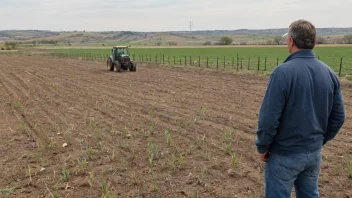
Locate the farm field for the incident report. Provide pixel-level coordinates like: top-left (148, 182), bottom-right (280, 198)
top-left (0, 55), bottom-right (352, 197)
top-left (49, 46), bottom-right (352, 76)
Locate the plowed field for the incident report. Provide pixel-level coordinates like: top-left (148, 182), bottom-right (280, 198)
top-left (0, 55), bottom-right (351, 198)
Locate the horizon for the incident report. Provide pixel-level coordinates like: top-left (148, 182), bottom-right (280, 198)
top-left (2, 26), bottom-right (352, 33)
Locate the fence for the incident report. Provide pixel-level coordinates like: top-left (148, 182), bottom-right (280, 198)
top-left (1, 50), bottom-right (352, 77)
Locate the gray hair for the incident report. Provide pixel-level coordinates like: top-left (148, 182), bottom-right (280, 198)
top-left (288, 19), bottom-right (316, 49)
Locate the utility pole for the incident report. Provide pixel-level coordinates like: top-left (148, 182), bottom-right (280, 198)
top-left (189, 21), bottom-right (194, 32)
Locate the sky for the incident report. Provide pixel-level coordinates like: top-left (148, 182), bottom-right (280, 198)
top-left (0, 0), bottom-right (351, 32)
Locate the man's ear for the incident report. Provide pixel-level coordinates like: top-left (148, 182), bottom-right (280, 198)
top-left (289, 37), bottom-right (295, 47)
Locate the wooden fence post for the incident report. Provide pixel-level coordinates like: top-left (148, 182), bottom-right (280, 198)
top-left (339, 57), bottom-right (343, 77)
top-left (224, 56), bottom-right (226, 68)
top-left (217, 57), bottom-right (219, 68)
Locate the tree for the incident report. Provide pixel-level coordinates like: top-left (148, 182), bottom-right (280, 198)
top-left (266, 40), bottom-right (274, 45)
top-left (219, 37), bottom-right (233, 45)
top-left (317, 36), bottom-right (327, 44)
top-left (204, 41), bottom-right (212, 45)
top-left (344, 35), bottom-right (352, 44)
top-left (273, 36), bottom-right (282, 45)
top-left (4, 41), bottom-right (18, 50)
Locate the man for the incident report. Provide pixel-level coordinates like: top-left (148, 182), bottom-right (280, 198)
top-left (255, 19), bottom-right (345, 198)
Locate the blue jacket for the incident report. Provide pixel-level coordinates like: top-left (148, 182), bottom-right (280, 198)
top-left (256, 49), bottom-right (345, 154)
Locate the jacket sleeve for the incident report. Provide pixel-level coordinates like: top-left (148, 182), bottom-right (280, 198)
top-left (324, 84), bottom-right (345, 145)
top-left (256, 70), bottom-right (287, 153)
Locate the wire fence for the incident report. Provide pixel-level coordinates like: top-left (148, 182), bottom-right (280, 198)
top-left (1, 50), bottom-right (352, 77)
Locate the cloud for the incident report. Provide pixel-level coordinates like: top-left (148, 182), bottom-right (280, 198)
top-left (0, 0), bottom-right (351, 31)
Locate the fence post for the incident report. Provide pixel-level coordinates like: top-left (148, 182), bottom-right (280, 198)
top-left (265, 57), bottom-right (267, 71)
top-left (236, 58), bottom-right (239, 71)
top-left (237, 53), bottom-right (239, 68)
top-left (248, 57), bottom-right (251, 70)
top-left (232, 57), bottom-right (234, 68)
top-left (217, 57), bottom-right (219, 68)
top-left (156, 55), bottom-right (157, 64)
top-left (142, 55), bottom-right (144, 62)
top-left (257, 57), bottom-right (260, 71)
top-left (224, 56), bottom-right (226, 68)
top-left (185, 56), bottom-right (186, 66)
top-left (163, 54), bottom-right (164, 64)
top-left (339, 57), bottom-right (343, 77)
top-left (207, 56), bottom-right (209, 68)
top-left (241, 58), bottom-right (243, 70)
top-left (180, 58), bottom-right (181, 65)
top-left (168, 56), bottom-right (170, 65)
top-left (199, 56), bottom-right (200, 67)
top-left (174, 56), bottom-right (176, 65)
top-left (190, 56), bottom-right (192, 66)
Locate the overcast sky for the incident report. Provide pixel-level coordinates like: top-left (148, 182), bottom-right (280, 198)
top-left (0, 0), bottom-right (351, 32)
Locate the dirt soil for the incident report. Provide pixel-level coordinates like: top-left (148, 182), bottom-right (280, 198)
top-left (0, 55), bottom-right (351, 198)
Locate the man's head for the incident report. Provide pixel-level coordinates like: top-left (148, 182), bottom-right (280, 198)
top-left (287, 19), bottom-right (316, 54)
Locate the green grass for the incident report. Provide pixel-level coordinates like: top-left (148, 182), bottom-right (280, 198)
top-left (49, 46), bottom-right (352, 75)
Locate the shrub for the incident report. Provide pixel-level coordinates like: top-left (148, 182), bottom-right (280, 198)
top-left (219, 37), bottom-right (233, 45)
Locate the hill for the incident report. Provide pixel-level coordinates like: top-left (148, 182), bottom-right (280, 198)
top-left (1, 28), bottom-right (352, 46)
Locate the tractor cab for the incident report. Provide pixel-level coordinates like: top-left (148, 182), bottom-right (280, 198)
top-left (113, 46), bottom-right (129, 60)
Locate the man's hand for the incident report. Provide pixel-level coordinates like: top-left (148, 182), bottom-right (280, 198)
top-left (259, 150), bottom-right (269, 162)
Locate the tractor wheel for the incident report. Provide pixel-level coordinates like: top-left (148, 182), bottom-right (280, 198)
top-left (130, 62), bottom-right (136, 72)
top-left (108, 58), bottom-right (114, 71)
top-left (116, 63), bottom-right (122, 72)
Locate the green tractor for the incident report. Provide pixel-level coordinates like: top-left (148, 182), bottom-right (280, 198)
top-left (106, 46), bottom-right (136, 72)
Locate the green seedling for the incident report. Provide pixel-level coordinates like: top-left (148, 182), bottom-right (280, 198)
top-left (111, 148), bottom-right (115, 161)
top-left (101, 181), bottom-right (115, 198)
top-left (171, 154), bottom-right (177, 171)
top-left (78, 158), bottom-right (87, 171)
top-left (151, 183), bottom-right (158, 192)
top-left (193, 190), bottom-right (199, 198)
top-left (48, 138), bottom-right (54, 148)
top-left (28, 165), bottom-right (32, 183)
top-left (88, 172), bottom-right (94, 187)
top-left (164, 130), bottom-right (173, 147)
top-left (348, 160), bottom-right (352, 179)
top-left (122, 126), bottom-right (127, 138)
top-left (199, 167), bottom-right (206, 185)
top-left (147, 143), bottom-right (160, 159)
top-left (149, 122), bottom-right (156, 135)
top-left (88, 147), bottom-right (94, 160)
top-left (12, 100), bottom-right (22, 110)
top-left (179, 154), bottom-right (185, 169)
top-left (62, 167), bottom-right (70, 182)
top-left (129, 171), bottom-right (138, 185)
top-left (231, 153), bottom-right (237, 169)
top-left (200, 107), bottom-right (206, 116)
top-left (0, 187), bottom-right (16, 197)
top-left (224, 130), bottom-right (232, 154)
top-left (148, 154), bottom-right (154, 168)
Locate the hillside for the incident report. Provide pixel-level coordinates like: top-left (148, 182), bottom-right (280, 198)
top-left (1, 28), bottom-right (352, 46)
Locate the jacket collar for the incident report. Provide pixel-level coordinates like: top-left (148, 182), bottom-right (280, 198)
top-left (283, 49), bottom-right (316, 63)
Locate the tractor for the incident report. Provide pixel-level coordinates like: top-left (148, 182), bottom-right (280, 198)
top-left (106, 46), bottom-right (136, 72)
